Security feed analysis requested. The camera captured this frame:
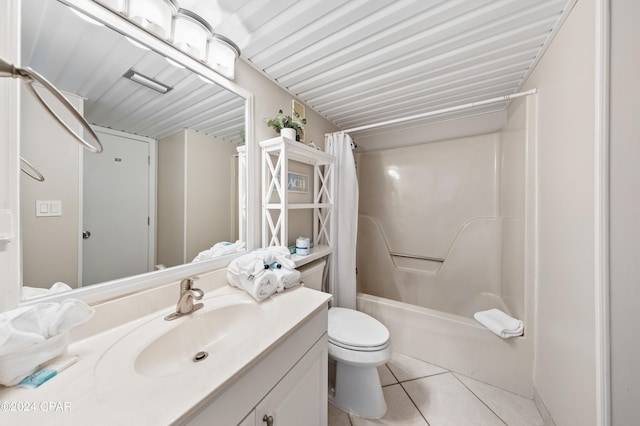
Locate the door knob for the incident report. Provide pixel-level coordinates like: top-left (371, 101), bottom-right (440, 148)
top-left (262, 414), bottom-right (274, 426)
top-left (82, 231), bottom-right (91, 239)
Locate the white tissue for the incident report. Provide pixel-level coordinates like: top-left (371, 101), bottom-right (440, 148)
top-left (0, 299), bottom-right (94, 386)
top-left (22, 282), bottom-right (73, 300)
top-left (473, 308), bottom-right (523, 338)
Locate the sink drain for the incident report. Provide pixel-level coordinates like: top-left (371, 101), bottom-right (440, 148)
top-left (193, 351), bottom-right (209, 362)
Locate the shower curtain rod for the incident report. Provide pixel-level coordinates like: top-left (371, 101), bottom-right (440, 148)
top-left (341, 88), bottom-right (538, 133)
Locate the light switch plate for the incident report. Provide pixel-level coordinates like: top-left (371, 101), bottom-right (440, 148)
top-left (35, 200), bottom-right (62, 217)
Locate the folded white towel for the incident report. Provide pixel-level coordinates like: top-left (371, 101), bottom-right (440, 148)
top-left (192, 240), bottom-right (246, 262)
top-left (274, 268), bottom-right (301, 293)
top-left (0, 299), bottom-right (94, 386)
top-left (227, 269), bottom-right (278, 300)
top-left (473, 308), bottom-right (523, 338)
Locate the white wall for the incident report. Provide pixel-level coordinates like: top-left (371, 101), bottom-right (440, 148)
top-left (0, 0), bottom-right (20, 311)
top-left (520, 0), bottom-right (599, 424)
top-left (358, 134), bottom-right (499, 259)
top-left (610, 0), bottom-right (640, 423)
top-left (185, 129), bottom-right (238, 260)
top-left (235, 60), bottom-right (340, 245)
top-left (20, 87), bottom-right (82, 288)
top-left (499, 98), bottom-right (527, 323)
top-left (236, 60), bottom-right (340, 148)
top-left (157, 131), bottom-right (185, 268)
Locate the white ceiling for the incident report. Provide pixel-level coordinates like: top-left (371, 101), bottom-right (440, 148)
top-left (24, 0), bottom-right (577, 146)
top-left (183, 0), bottom-right (576, 140)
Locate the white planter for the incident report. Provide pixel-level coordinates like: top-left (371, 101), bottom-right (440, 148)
top-left (280, 128), bottom-right (297, 140)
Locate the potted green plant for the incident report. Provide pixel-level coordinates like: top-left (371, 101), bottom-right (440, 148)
top-left (264, 109), bottom-right (307, 141)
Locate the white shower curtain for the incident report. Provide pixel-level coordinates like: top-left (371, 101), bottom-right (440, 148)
top-left (326, 132), bottom-right (357, 309)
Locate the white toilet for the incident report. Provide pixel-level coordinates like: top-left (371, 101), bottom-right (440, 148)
top-left (299, 260), bottom-right (392, 419)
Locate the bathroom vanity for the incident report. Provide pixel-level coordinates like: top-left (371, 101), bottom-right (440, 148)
top-left (0, 269), bottom-right (331, 425)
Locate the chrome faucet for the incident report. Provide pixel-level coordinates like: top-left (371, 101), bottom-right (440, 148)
top-left (165, 277), bottom-right (204, 321)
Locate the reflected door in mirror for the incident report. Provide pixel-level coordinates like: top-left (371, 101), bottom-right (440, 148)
top-left (82, 129), bottom-right (154, 286)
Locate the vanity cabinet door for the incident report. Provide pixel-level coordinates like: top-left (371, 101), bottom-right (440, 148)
top-left (238, 411), bottom-right (255, 426)
top-left (255, 335), bottom-right (328, 426)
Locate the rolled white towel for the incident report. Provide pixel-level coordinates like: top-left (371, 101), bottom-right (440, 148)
top-left (473, 308), bottom-right (523, 338)
top-left (250, 271), bottom-right (279, 300)
top-left (226, 267), bottom-right (278, 301)
top-left (274, 268), bottom-right (301, 293)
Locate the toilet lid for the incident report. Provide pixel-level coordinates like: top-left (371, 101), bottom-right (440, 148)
top-left (328, 308), bottom-right (390, 350)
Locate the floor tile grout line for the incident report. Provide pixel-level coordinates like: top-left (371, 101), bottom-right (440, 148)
top-left (384, 363), bottom-right (401, 385)
top-left (451, 372), bottom-right (509, 426)
top-left (395, 369), bottom-right (450, 385)
top-left (398, 380), bottom-right (432, 426)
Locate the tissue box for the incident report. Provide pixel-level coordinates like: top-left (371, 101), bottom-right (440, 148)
top-left (0, 332), bottom-right (69, 387)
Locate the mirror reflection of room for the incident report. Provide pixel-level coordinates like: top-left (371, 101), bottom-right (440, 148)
top-left (19, 0), bottom-right (246, 299)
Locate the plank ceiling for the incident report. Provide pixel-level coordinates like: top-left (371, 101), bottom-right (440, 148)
top-left (24, 0), bottom-right (576, 145)
top-left (184, 0), bottom-right (576, 139)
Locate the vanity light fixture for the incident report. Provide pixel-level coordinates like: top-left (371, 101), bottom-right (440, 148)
top-left (84, 0), bottom-right (242, 81)
top-left (123, 69), bottom-right (173, 94)
top-left (172, 9), bottom-right (213, 61)
top-left (206, 34), bottom-right (240, 80)
top-left (127, 0), bottom-right (178, 40)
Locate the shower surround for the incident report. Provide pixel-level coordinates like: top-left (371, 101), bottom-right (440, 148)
top-left (355, 98), bottom-right (536, 396)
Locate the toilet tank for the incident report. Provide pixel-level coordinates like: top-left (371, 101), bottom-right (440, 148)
top-left (298, 259), bottom-right (326, 292)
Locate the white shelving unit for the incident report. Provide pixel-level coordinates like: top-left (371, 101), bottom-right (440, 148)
top-left (259, 136), bottom-right (335, 255)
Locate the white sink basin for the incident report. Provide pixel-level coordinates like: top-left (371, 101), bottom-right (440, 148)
top-left (135, 301), bottom-right (264, 377)
top-left (95, 290), bottom-right (273, 380)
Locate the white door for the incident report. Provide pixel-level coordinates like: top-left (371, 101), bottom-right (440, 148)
top-left (82, 129), bottom-right (151, 286)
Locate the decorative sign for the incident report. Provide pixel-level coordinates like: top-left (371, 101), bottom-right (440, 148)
top-left (287, 172), bottom-right (309, 193)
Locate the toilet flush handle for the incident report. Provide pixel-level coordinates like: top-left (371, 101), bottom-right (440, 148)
top-left (262, 414), bottom-right (274, 426)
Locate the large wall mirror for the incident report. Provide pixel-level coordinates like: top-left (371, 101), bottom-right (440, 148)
top-left (19, 0), bottom-right (249, 301)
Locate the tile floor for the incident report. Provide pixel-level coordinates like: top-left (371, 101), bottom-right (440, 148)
top-left (328, 352), bottom-right (544, 426)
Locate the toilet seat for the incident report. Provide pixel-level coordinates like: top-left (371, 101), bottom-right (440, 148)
top-left (328, 308), bottom-right (390, 352)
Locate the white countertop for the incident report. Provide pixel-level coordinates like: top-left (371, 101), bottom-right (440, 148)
top-left (0, 275), bottom-right (330, 425)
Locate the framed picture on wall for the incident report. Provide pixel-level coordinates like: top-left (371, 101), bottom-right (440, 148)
top-left (292, 99), bottom-right (305, 143)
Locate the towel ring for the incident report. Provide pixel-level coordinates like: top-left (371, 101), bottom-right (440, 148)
top-left (20, 156), bottom-right (45, 182)
top-left (0, 56), bottom-right (103, 154)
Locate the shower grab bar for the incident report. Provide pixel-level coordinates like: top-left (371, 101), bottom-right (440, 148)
top-left (20, 156), bottom-right (45, 182)
top-left (0, 56), bottom-right (103, 154)
top-left (389, 252), bottom-right (444, 263)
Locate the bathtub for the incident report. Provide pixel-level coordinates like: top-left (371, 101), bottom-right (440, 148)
top-left (357, 292), bottom-right (533, 397)
top-left (356, 215), bottom-right (534, 397)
